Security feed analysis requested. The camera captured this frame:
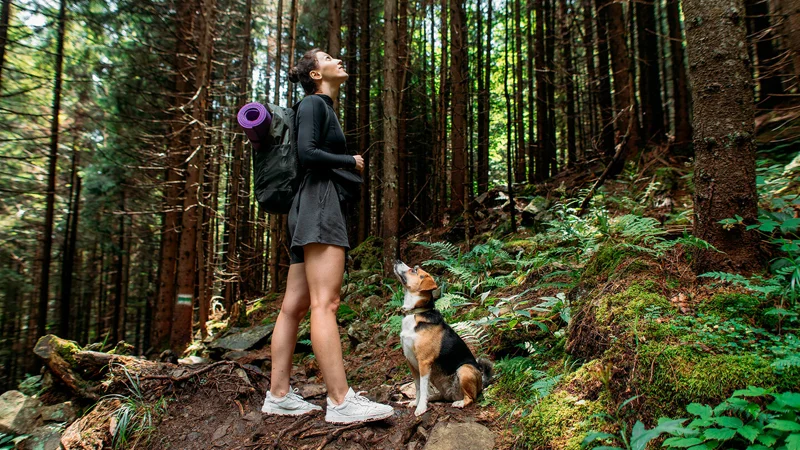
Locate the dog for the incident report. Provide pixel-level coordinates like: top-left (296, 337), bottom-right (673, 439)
top-left (393, 260), bottom-right (493, 416)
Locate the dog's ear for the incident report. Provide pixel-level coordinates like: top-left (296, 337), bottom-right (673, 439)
top-left (418, 273), bottom-right (438, 292)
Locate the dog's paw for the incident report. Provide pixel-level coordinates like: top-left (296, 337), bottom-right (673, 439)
top-left (408, 399), bottom-right (417, 408)
top-left (414, 405), bottom-right (428, 416)
top-left (452, 400), bottom-right (465, 408)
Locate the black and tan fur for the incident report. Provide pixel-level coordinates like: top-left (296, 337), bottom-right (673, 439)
top-left (393, 261), bottom-right (493, 416)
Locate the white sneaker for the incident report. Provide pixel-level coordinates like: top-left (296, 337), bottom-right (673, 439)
top-left (325, 387), bottom-right (394, 424)
top-left (261, 387), bottom-right (323, 416)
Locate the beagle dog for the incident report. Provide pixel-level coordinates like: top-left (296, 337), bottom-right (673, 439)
top-left (393, 261), bottom-right (493, 416)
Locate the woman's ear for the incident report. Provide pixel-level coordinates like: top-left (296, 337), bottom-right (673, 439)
top-left (310, 70), bottom-right (321, 80)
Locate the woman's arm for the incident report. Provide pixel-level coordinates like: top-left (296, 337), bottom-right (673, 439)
top-left (296, 96), bottom-right (356, 169)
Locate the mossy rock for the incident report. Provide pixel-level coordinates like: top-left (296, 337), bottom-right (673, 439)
top-left (349, 236), bottom-right (383, 270)
top-left (581, 244), bottom-right (631, 283)
top-left (595, 282), bottom-right (674, 327)
top-left (697, 292), bottom-right (763, 322)
top-left (635, 342), bottom-right (800, 417)
top-left (520, 390), bottom-right (608, 449)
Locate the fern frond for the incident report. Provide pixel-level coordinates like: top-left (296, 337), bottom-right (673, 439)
top-left (414, 241), bottom-right (460, 261)
top-left (451, 321), bottom-right (490, 352)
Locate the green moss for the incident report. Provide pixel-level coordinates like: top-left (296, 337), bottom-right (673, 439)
top-left (582, 244), bottom-right (630, 282)
top-left (56, 338), bottom-right (82, 366)
top-left (349, 236), bottom-right (383, 270)
top-left (636, 343), bottom-right (800, 417)
top-left (698, 293), bottom-right (763, 321)
top-left (595, 282), bottom-right (673, 326)
top-left (521, 390), bottom-right (608, 449)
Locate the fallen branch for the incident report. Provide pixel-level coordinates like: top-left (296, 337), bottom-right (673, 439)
top-left (314, 422), bottom-right (367, 450)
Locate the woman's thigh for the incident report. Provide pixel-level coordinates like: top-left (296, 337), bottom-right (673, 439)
top-left (281, 263), bottom-right (311, 318)
top-left (303, 243), bottom-right (345, 308)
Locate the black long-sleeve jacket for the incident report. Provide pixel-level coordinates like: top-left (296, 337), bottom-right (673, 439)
top-left (296, 94), bottom-right (355, 170)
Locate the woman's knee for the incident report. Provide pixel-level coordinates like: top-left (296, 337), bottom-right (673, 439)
top-left (280, 299), bottom-right (310, 321)
top-left (310, 295), bottom-right (341, 314)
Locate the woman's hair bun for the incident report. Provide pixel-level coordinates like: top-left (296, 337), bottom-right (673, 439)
top-left (288, 67), bottom-right (300, 83)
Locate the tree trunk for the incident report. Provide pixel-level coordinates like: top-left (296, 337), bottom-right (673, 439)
top-left (666, 0), bottom-right (693, 153)
top-left (535, 0), bottom-right (548, 181)
top-left (636, 0), bottom-right (666, 143)
top-left (744, 0), bottom-right (785, 109)
top-left (684, 0), bottom-right (761, 272)
top-left (38, 0), bottom-right (68, 342)
top-left (357, 0), bottom-right (371, 244)
top-left (513, 0), bottom-right (527, 182)
top-left (450, 0), bottom-right (468, 212)
top-left (476, 0), bottom-right (486, 193)
top-left (560, 0), bottom-right (576, 167)
top-left (479, 0), bottom-right (492, 193)
top-left (329, 0), bottom-right (342, 57)
top-left (0, 0), bottom-right (11, 91)
top-left (59, 149), bottom-right (81, 340)
top-left (594, 0), bottom-right (615, 157)
top-left (172, 0), bottom-right (216, 352)
top-left (383, 0), bottom-right (400, 276)
top-left (111, 192), bottom-right (125, 344)
top-left (274, 0), bottom-right (284, 105)
top-left (604, 0), bottom-right (641, 177)
top-left (287, 0), bottom-right (298, 105)
top-left (504, 6), bottom-right (517, 232)
top-left (772, 0), bottom-right (800, 79)
top-left (583, 0), bottom-right (598, 154)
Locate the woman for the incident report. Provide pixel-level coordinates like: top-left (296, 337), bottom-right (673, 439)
top-left (260, 49), bottom-right (394, 424)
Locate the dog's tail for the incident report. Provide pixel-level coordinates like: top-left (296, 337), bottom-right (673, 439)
top-left (476, 357), bottom-right (494, 387)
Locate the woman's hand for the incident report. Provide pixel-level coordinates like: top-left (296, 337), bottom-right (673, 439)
top-left (353, 155), bottom-right (364, 172)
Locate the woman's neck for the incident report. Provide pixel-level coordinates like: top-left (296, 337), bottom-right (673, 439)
top-left (315, 82), bottom-right (340, 108)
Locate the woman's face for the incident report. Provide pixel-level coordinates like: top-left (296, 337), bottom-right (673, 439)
top-left (312, 52), bottom-right (348, 84)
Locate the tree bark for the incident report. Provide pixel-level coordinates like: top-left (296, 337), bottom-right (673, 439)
top-left (683, 0), bottom-right (761, 272)
top-left (604, 0), bottom-right (641, 177)
top-left (636, 0), bottom-right (666, 143)
top-left (666, 0), bottom-right (693, 153)
top-left (535, 0), bottom-right (548, 181)
top-left (59, 149), bottom-right (80, 340)
top-left (172, 0), bottom-right (216, 352)
top-left (329, 0), bottom-right (342, 57)
top-left (504, 6), bottom-right (517, 232)
top-left (287, 0), bottom-right (298, 105)
top-left (513, 0), bottom-right (527, 182)
top-left (583, 0), bottom-right (598, 154)
top-left (450, 0), bottom-right (468, 212)
top-left (274, 0), bottom-right (284, 105)
top-left (479, 0), bottom-right (492, 193)
top-left (560, 0), bottom-right (576, 167)
top-left (0, 0), bottom-right (11, 91)
top-left (772, 0), bottom-right (800, 79)
top-left (357, 0), bottom-right (371, 244)
top-left (38, 0), bottom-right (68, 343)
top-left (383, 0), bottom-right (400, 276)
top-left (594, 0), bottom-right (615, 157)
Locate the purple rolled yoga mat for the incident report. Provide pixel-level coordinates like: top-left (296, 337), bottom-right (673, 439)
top-left (237, 102), bottom-right (272, 149)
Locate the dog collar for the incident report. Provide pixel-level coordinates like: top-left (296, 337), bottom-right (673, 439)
top-left (406, 307), bottom-right (433, 315)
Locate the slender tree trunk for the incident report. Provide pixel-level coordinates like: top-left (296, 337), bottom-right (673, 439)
top-left (0, 0), bottom-right (11, 91)
top-left (684, 0), bottom-right (761, 272)
top-left (513, 0), bottom-right (527, 182)
top-left (604, 0), bottom-right (641, 177)
top-left (594, 0), bottom-right (615, 157)
top-left (450, 0), bottom-right (468, 212)
top-left (274, 0), bottom-right (284, 105)
top-left (535, 0), bottom-right (548, 180)
top-left (526, 0), bottom-right (536, 181)
top-left (478, 0), bottom-right (492, 193)
top-left (383, 0), bottom-right (400, 276)
top-left (111, 192), bottom-right (125, 344)
top-left (238, 0), bottom-right (255, 300)
top-left (504, 5), bottom-right (517, 232)
top-left (546, 0), bottom-right (557, 175)
top-left (636, 0), bottom-right (666, 143)
top-left (666, 0), bottom-right (692, 153)
top-left (329, 0), bottom-right (342, 57)
top-left (59, 149), bottom-right (80, 340)
top-left (583, 0), bottom-right (598, 154)
top-left (560, 0), bottom-right (576, 167)
top-left (357, 0), bottom-right (371, 243)
top-left (172, 0), bottom-right (216, 352)
top-left (772, 0), bottom-right (800, 79)
top-left (438, 0), bottom-right (449, 223)
top-left (345, 0), bottom-right (358, 143)
top-left (745, 0), bottom-right (784, 109)
top-left (287, 0), bottom-right (298, 105)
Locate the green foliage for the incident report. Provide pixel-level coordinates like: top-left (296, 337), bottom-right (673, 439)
top-left (582, 396), bottom-right (688, 450)
top-left (660, 387), bottom-right (800, 450)
top-left (102, 364), bottom-right (167, 449)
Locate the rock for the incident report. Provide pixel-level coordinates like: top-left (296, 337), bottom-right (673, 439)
top-left (159, 349), bottom-right (178, 364)
top-left (40, 401), bottom-right (76, 424)
top-left (521, 196), bottom-right (553, 228)
top-left (0, 390), bottom-right (41, 435)
top-left (342, 283), bottom-right (358, 296)
top-left (60, 398), bottom-right (119, 449)
top-left (298, 383), bottom-right (326, 399)
top-left (187, 431), bottom-right (202, 441)
top-left (234, 368), bottom-right (251, 386)
top-left (222, 348), bottom-right (271, 366)
top-left (209, 324), bottom-right (275, 352)
top-left (365, 274), bottom-right (382, 286)
top-left (347, 322), bottom-right (371, 348)
top-left (360, 295), bottom-right (384, 312)
top-left (212, 418), bottom-right (233, 442)
top-left (19, 424), bottom-right (62, 450)
top-left (178, 355), bottom-right (210, 365)
top-left (423, 422), bottom-right (495, 450)
top-left (372, 385), bottom-right (393, 403)
top-left (399, 382), bottom-right (416, 399)
top-left (243, 411), bottom-right (261, 422)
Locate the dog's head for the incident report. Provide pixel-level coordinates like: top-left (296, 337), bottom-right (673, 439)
top-left (393, 260), bottom-right (438, 310)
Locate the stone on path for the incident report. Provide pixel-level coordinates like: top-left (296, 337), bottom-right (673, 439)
top-left (423, 421), bottom-right (495, 450)
top-left (209, 324), bottom-right (275, 352)
top-left (0, 390), bottom-right (41, 435)
top-left (40, 401), bottom-right (76, 424)
top-left (19, 423), bottom-right (63, 450)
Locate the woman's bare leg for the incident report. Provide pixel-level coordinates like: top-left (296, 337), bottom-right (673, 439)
top-left (269, 263), bottom-right (311, 397)
top-left (303, 243), bottom-right (349, 405)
